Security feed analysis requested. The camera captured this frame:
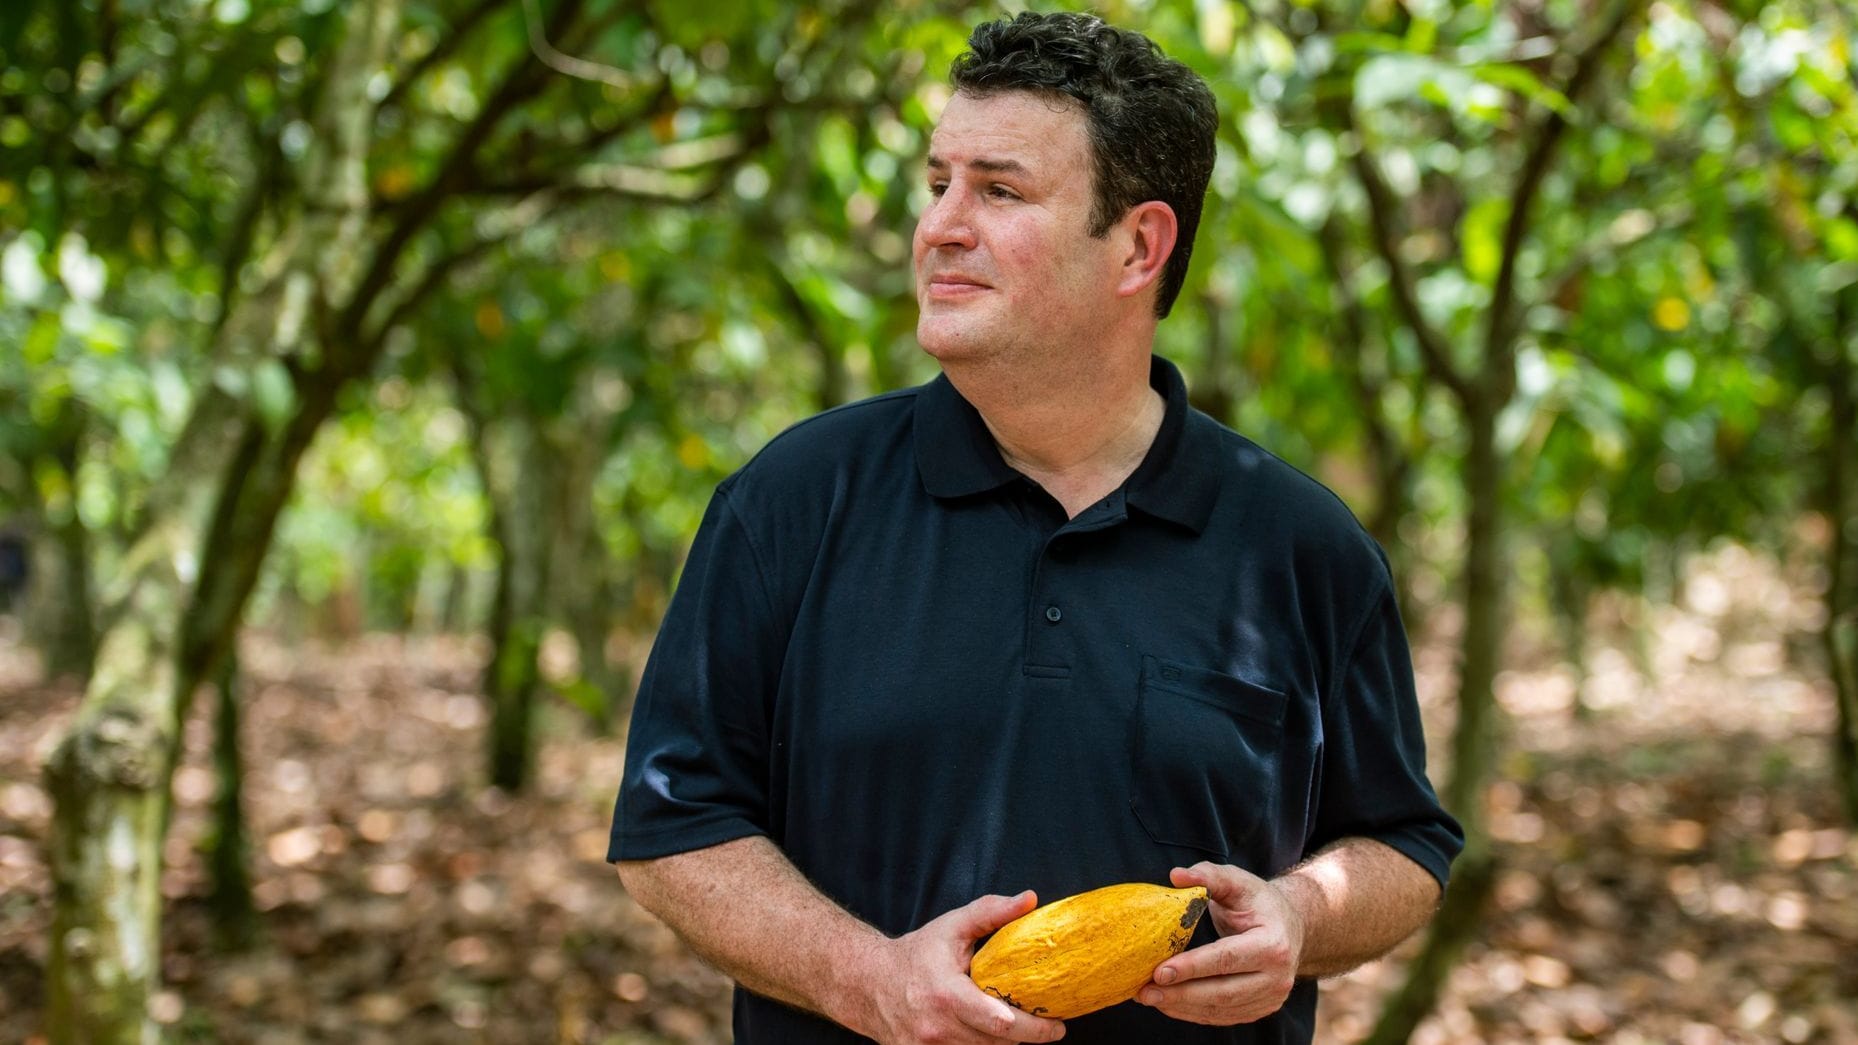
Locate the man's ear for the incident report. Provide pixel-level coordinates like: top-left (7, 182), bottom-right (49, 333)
top-left (1115, 201), bottom-right (1179, 303)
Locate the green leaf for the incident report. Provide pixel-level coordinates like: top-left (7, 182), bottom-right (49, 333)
top-left (1469, 62), bottom-right (1574, 118)
top-left (82, 315), bottom-right (132, 356)
top-left (253, 359), bottom-right (296, 435)
top-left (23, 312), bottom-right (59, 365)
top-left (1405, 18), bottom-right (1438, 55)
top-left (1461, 196), bottom-right (1508, 285)
top-left (1328, 31), bottom-right (1409, 55)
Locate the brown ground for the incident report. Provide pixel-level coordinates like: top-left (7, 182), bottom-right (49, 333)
top-left (1, 543), bottom-right (1855, 1043)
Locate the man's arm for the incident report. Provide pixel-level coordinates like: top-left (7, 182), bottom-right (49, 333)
top-left (1135, 838), bottom-right (1442, 1026)
top-left (616, 836), bottom-right (1067, 1044)
top-left (1272, 836), bottom-right (1442, 976)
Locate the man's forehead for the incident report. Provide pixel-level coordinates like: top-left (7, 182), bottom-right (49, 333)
top-left (925, 153), bottom-right (1030, 174)
top-left (925, 90), bottom-right (1089, 168)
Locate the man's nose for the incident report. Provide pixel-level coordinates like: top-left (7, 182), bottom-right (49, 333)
top-left (916, 187), bottom-right (977, 250)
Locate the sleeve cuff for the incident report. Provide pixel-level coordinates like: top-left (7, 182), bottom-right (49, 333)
top-left (608, 817), bottom-right (767, 863)
top-left (1365, 823), bottom-right (1461, 890)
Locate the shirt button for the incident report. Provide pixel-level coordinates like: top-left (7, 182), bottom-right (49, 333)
top-left (1044, 605), bottom-right (1063, 623)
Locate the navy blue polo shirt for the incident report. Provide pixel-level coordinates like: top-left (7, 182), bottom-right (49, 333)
top-left (610, 355), bottom-right (1462, 1044)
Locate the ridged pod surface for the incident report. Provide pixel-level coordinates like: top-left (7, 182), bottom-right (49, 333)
top-left (968, 882), bottom-right (1210, 1019)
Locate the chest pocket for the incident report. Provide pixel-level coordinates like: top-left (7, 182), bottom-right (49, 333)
top-left (1128, 654), bottom-right (1288, 861)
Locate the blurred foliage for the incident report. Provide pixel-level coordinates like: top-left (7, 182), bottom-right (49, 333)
top-left (1, 0), bottom-right (1853, 694)
top-left (7, 0), bottom-right (1858, 1037)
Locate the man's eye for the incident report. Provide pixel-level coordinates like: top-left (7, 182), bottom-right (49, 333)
top-left (928, 182), bottom-right (948, 196)
top-left (988, 185), bottom-right (1019, 200)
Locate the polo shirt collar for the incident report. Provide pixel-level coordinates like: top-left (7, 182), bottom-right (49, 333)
top-left (912, 372), bottom-right (1022, 499)
top-left (1125, 355), bottom-right (1223, 534)
top-left (913, 355), bottom-right (1223, 534)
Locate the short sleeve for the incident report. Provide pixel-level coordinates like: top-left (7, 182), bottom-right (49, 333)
top-left (1306, 583), bottom-right (1464, 887)
top-left (608, 484), bottom-right (785, 862)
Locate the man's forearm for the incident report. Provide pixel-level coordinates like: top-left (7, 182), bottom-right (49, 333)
top-left (1272, 837), bottom-right (1443, 978)
top-left (616, 836), bottom-right (883, 1029)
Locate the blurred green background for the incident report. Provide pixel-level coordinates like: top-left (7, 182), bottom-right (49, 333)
top-left (2, 0), bottom-right (1856, 1041)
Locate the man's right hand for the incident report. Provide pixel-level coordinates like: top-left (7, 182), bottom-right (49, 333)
top-left (845, 890), bottom-right (1068, 1044)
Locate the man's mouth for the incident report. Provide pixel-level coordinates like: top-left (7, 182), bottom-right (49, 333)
top-left (924, 275), bottom-right (991, 298)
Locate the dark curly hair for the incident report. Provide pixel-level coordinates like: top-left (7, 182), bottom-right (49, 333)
top-left (950, 12), bottom-right (1217, 318)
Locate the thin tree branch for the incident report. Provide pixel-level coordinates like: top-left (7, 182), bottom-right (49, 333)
top-left (757, 228), bottom-right (847, 409)
top-left (520, 0), bottom-right (639, 90)
top-left (357, 232), bottom-right (507, 357)
top-left (1345, 134), bottom-right (1476, 404)
top-left (1541, 200), bottom-right (1694, 317)
top-left (379, 0), bottom-right (513, 113)
top-left (210, 115), bottom-right (284, 341)
top-left (331, 0), bottom-right (587, 358)
top-left (481, 75), bottom-right (673, 185)
top-left (1318, 215), bottom-right (1407, 506)
top-left (115, 19), bottom-right (268, 155)
top-left (1484, 0), bottom-right (1646, 391)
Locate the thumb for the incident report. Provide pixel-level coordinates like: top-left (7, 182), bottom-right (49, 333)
top-left (950, 889), bottom-right (1039, 941)
top-left (1171, 862), bottom-right (1263, 911)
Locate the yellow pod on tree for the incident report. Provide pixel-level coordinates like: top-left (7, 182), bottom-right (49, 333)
top-left (969, 882), bottom-right (1209, 1019)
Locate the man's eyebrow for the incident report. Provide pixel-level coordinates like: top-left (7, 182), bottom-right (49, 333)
top-left (925, 154), bottom-right (1030, 176)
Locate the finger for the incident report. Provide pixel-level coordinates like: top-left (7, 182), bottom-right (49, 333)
top-left (1138, 970), bottom-right (1287, 1024)
top-left (1170, 862), bottom-right (1265, 910)
top-left (1151, 925), bottom-right (1285, 981)
top-left (947, 890), bottom-right (1039, 942)
top-left (1153, 936), bottom-right (1260, 985)
top-left (954, 987), bottom-right (1067, 1042)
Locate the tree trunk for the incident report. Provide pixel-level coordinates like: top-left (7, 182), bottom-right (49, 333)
top-left (1315, 215), bottom-right (1416, 605)
top-left (1363, 398), bottom-right (1505, 1045)
top-left (570, 568), bottom-right (622, 732)
top-left (43, 390), bottom-right (260, 1045)
top-left (42, 2), bottom-right (399, 1040)
top-left (1192, 289), bottom-right (1236, 424)
top-left (1358, 843), bottom-right (1497, 1042)
top-left (206, 650), bottom-right (257, 950)
top-left (548, 421), bottom-right (622, 732)
top-left (1825, 344), bottom-right (1858, 823)
top-left (1547, 546), bottom-right (1592, 721)
top-left (484, 424), bottom-right (554, 790)
top-left (19, 412), bottom-right (98, 678)
top-left (816, 335), bottom-right (848, 412)
top-left (1348, 5), bottom-right (1636, 1032)
top-left (441, 561), bottom-right (474, 635)
top-left (457, 382), bottom-right (556, 793)
top-left (45, 508), bottom-right (97, 678)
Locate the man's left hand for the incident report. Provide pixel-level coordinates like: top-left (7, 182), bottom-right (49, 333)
top-left (1134, 862), bottom-right (1305, 1026)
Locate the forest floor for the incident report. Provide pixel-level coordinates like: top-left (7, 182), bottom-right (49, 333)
top-left (2, 543), bottom-right (1856, 1044)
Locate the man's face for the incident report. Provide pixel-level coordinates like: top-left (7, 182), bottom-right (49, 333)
top-left (913, 90), bottom-right (1124, 366)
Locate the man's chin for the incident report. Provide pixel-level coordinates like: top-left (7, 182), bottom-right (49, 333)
top-left (917, 327), bottom-right (984, 363)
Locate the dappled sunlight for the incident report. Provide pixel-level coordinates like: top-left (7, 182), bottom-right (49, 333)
top-left (0, 635), bottom-right (730, 1044)
top-left (1, 540), bottom-right (1852, 1041)
top-left (1315, 546), bottom-right (1857, 1043)
top-left (5, 0), bottom-right (1858, 1039)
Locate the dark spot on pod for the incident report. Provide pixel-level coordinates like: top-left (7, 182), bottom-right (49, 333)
top-left (986, 988), bottom-right (1049, 1017)
top-left (1181, 895), bottom-right (1207, 929)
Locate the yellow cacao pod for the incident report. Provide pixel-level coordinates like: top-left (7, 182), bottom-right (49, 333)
top-left (969, 882), bottom-right (1209, 1019)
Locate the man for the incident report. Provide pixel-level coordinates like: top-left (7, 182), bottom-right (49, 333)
top-left (610, 12), bottom-right (1462, 1044)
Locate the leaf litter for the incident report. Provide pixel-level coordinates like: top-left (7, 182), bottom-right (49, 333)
top-left (0, 542), bottom-right (1853, 1043)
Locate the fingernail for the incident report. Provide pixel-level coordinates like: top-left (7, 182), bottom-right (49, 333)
top-left (1140, 989), bottom-right (1161, 1005)
top-left (1156, 966), bottom-right (1176, 985)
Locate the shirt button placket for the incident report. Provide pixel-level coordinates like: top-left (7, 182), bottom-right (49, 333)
top-left (1027, 534), bottom-right (1071, 671)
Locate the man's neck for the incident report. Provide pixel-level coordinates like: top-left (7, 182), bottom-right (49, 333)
top-left (944, 351), bottom-right (1166, 519)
